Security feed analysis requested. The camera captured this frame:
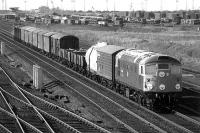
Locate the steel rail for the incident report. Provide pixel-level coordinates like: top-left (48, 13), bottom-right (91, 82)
top-left (0, 123), bottom-right (12, 133)
top-left (0, 23), bottom-right (198, 133)
top-left (174, 111), bottom-right (200, 126)
top-left (0, 31), bottom-right (166, 133)
top-left (178, 104), bottom-right (200, 116)
top-left (0, 28), bottom-right (193, 133)
top-left (1, 67), bottom-right (56, 133)
top-left (0, 26), bottom-right (159, 133)
top-left (0, 88), bottom-right (82, 133)
top-left (0, 107), bottom-right (43, 133)
top-left (1, 64), bottom-right (110, 133)
top-left (0, 90), bottom-right (25, 133)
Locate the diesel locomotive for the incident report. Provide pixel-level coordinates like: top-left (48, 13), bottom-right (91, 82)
top-left (13, 26), bottom-right (182, 109)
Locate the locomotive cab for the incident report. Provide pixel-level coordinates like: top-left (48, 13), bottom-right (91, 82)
top-left (142, 61), bottom-right (182, 93)
top-left (115, 49), bottom-right (182, 108)
top-left (141, 55), bottom-right (182, 107)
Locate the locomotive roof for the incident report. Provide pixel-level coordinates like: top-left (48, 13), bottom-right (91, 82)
top-left (141, 55), bottom-right (180, 64)
top-left (116, 49), bottom-right (180, 64)
top-left (97, 45), bottom-right (124, 54)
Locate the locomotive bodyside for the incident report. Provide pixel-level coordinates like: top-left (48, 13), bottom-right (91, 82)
top-left (115, 49), bottom-right (182, 107)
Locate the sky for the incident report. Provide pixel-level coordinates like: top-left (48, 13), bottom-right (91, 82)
top-left (3, 0), bottom-right (200, 11)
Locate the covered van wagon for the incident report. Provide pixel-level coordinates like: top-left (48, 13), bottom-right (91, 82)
top-left (51, 33), bottom-right (79, 57)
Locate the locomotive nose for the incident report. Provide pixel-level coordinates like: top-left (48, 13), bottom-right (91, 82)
top-left (159, 84), bottom-right (165, 90)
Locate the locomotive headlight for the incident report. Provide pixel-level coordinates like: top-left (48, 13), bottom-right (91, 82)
top-left (159, 72), bottom-right (165, 77)
top-left (175, 84), bottom-right (180, 89)
top-left (159, 84), bottom-right (165, 90)
top-left (146, 83), bottom-right (153, 91)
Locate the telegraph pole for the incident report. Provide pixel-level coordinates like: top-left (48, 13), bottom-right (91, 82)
top-left (192, 0), bottom-right (194, 10)
top-left (24, 0), bottom-right (27, 11)
top-left (106, 0), bottom-right (108, 11)
top-left (84, 0), bottom-right (85, 11)
top-left (46, 0), bottom-right (48, 7)
top-left (176, 0), bottom-right (179, 11)
top-left (114, 0), bottom-right (116, 12)
top-left (4, 0), bottom-right (6, 10)
top-left (186, 0), bottom-right (187, 11)
top-left (2, 0), bottom-right (4, 10)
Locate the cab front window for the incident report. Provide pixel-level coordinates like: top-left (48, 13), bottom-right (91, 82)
top-left (158, 64), bottom-right (169, 70)
top-left (145, 64), bottom-right (157, 75)
top-left (171, 65), bottom-right (181, 74)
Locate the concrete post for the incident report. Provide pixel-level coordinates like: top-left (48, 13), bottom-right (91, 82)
top-left (1, 41), bottom-right (5, 55)
top-left (33, 65), bottom-right (43, 89)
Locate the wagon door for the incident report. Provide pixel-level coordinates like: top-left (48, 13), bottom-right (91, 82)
top-left (55, 39), bottom-right (60, 56)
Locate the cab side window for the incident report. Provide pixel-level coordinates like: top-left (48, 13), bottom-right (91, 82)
top-left (141, 66), bottom-right (143, 74)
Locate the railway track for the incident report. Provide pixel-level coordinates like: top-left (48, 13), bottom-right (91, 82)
top-left (0, 67), bottom-right (110, 132)
top-left (0, 20), bottom-right (200, 132)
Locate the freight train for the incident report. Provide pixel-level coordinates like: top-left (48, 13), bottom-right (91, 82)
top-left (13, 26), bottom-right (182, 109)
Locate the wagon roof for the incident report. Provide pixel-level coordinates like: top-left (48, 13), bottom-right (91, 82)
top-left (51, 33), bottom-right (65, 39)
top-left (27, 27), bottom-right (37, 32)
top-left (97, 45), bottom-right (124, 54)
top-left (38, 30), bottom-right (49, 35)
top-left (32, 29), bottom-right (45, 33)
top-left (20, 26), bottom-right (32, 30)
top-left (43, 32), bottom-right (57, 37)
top-left (21, 26), bottom-right (35, 31)
top-left (51, 33), bottom-right (78, 39)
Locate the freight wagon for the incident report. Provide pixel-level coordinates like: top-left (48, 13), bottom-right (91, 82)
top-left (13, 26), bottom-right (182, 110)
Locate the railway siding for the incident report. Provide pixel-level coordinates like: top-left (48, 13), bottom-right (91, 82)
top-left (0, 28), bottom-right (197, 133)
top-left (0, 64), bottom-right (111, 133)
top-left (1, 20), bottom-right (200, 133)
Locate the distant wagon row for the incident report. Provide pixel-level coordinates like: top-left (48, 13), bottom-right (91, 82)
top-left (13, 26), bottom-right (87, 69)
